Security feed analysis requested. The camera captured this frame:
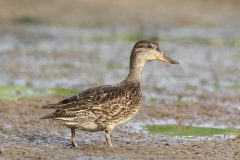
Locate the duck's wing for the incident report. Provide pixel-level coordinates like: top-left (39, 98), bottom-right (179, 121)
top-left (40, 85), bottom-right (128, 119)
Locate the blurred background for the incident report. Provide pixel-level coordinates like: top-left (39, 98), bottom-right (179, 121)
top-left (1, 0), bottom-right (240, 159)
top-left (0, 0), bottom-right (240, 90)
top-left (0, 0), bottom-right (240, 91)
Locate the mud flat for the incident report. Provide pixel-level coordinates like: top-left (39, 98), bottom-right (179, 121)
top-left (0, 97), bottom-right (240, 160)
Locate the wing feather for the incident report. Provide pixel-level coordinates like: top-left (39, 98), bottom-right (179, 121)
top-left (41, 85), bottom-right (126, 119)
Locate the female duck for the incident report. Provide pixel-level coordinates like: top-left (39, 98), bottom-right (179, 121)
top-left (41, 40), bottom-right (179, 147)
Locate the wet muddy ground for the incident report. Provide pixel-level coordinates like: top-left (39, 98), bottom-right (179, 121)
top-left (1, 0), bottom-right (240, 159)
top-left (1, 96), bottom-right (240, 160)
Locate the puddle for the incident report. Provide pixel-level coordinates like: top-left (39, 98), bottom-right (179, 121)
top-left (143, 124), bottom-right (240, 136)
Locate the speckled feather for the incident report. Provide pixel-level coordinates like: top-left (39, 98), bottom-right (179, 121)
top-left (41, 81), bottom-right (142, 131)
top-left (41, 40), bottom-right (178, 147)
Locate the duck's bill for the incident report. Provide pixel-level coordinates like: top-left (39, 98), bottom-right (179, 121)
top-left (156, 53), bottom-right (179, 64)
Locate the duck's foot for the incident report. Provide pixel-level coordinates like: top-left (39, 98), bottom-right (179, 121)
top-left (104, 129), bottom-right (113, 148)
top-left (70, 128), bottom-right (78, 148)
top-left (67, 144), bottom-right (78, 149)
top-left (71, 141), bottom-right (78, 148)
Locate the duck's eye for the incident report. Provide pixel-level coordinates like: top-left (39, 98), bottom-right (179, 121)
top-left (147, 45), bottom-right (152, 48)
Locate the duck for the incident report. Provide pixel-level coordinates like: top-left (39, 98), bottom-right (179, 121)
top-left (41, 40), bottom-right (179, 148)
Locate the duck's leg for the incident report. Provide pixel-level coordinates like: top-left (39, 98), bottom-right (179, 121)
top-left (71, 128), bottom-right (78, 147)
top-left (104, 129), bottom-right (113, 147)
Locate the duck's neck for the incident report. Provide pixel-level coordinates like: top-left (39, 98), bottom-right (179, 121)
top-left (124, 58), bottom-right (146, 83)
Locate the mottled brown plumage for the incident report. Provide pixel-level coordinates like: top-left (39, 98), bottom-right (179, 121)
top-left (41, 40), bottom-right (179, 147)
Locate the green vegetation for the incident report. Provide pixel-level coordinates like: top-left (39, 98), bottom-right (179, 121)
top-left (222, 39), bottom-right (240, 47)
top-left (213, 84), bottom-right (240, 90)
top-left (213, 82), bottom-right (221, 89)
top-left (224, 85), bottom-right (240, 90)
top-left (143, 124), bottom-right (240, 136)
top-left (175, 100), bottom-right (191, 106)
top-left (16, 15), bottom-right (43, 25)
top-left (0, 85), bottom-right (78, 99)
top-left (93, 33), bottom-right (240, 47)
top-left (94, 34), bottom-right (165, 42)
top-left (146, 97), bottom-right (158, 103)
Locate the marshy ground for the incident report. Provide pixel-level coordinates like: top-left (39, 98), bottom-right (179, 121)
top-left (1, 0), bottom-right (240, 159)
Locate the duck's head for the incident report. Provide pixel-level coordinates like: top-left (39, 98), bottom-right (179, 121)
top-left (131, 40), bottom-right (179, 64)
